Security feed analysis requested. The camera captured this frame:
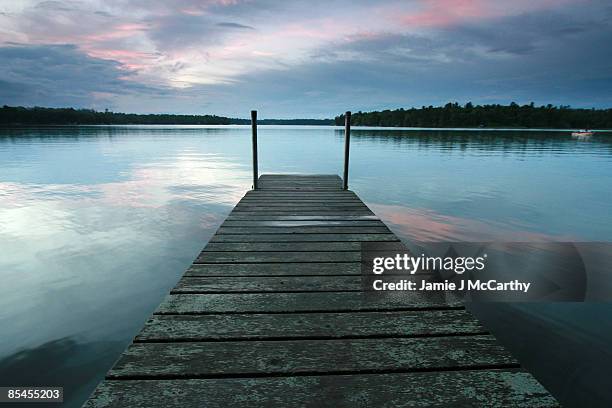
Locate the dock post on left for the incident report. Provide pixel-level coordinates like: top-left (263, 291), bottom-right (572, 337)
top-left (251, 110), bottom-right (258, 190)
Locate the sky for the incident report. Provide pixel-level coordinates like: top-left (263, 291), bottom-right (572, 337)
top-left (0, 0), bottom-right (611, 118)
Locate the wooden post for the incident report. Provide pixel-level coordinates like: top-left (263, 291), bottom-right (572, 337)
top-left (343, 111), bottom-right (351, 190)
top-left (251, 110), bottom-right (258, 190)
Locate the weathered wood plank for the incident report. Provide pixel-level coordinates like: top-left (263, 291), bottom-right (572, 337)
top-left (184, 263), bottom-right (362, 276)
top-left (261, 177), bottom-right (340, 180)
top-left (245, 189), bottom-right (355, 195)
top-left (246, 186), bottom-right (353, 189)
top-left (221, 220), bottom-right (384, 227)
top-left (260, 176), bottom-right (340, 180)
top-left (238, 203), bottom-right (365, 207)
top-left (232, 208), bottom-right (373, 212)
top-left (156, 292), bottom-right (462, 314)
top-left (86, 370), bottom-right (558, 408)
top-left (175, 274), bottom-right (434, 293)
top-left (259, 176), bottom-right (340, 180)
top-left (196, 251), bottom-right (360, 263)
top-left (136, 309), bottom-right (486, 341)
top-left (202, 242), bottom-right (362, 251)
top-left (209, 233), bottom-right (398, 242)
top-left (216, 227), bottom-right (391, 234)
top-left (260, 182), bottom-right (341, 186)
top-left (259, 177), bottom-right (339, 180)
top-left (233, 204), bottom-right (369, 209)
top-left (260, 174), bottom-right (341, 177)
top-left (226, 215), bottom-right (380, 221)
top-left (228, 211), bottom-right (376, 216)
top-left (245, 193), bottom-right (358, 198)
top-left (107, 335), bottom-right (516, 378)
top-left (239, 202), bottom-right (364, 206)
top-left (255, 187), bottom-right (345, 190)
top-left (262, 178), bottom-right (340, 180)
top-left (172, 276), bottom-right (361, 293)
top-left (240, 197), bottom-right (362, 201)
top-left (260, 176), bottom-right (341, 180)
top-left (258, 186), bottom-right (344, 190)
top-left (257, 188), bottom-right (346, 192)
top-left (235, 201), bottom-right (367, 208)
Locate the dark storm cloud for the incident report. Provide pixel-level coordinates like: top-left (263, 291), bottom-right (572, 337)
top-left (0, 44), bottom-right (167, 108)
top-left (216, 22), bottom-right (255, 30)
top-left (34, 1), bottom-right (75, 12)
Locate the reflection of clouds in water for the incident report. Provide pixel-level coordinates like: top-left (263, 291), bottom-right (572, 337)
top-left (0, 154), bottom-right (248, 210)
top-left (0, 154), bottom-right (245, 367)
top-left (0, 182), bottom-right (101, 208)
top-left (100, 152), bottom-right (249, 208)
top-left (370, 203), bottom-right (575, 242)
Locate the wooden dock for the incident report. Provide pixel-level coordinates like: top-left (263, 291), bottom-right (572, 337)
top-left (85, 174), bottom-right (557, 407)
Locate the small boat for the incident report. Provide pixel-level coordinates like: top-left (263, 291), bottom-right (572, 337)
top-left (571, 129), bottom-right (594, 137)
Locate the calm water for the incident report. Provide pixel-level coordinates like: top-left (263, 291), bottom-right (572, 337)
top-left (1, 126), bottom-right (611, 407)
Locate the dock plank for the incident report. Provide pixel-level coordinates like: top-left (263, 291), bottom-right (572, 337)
top-left (209, 233), bottom-right (398, 242)
top-left (108, 335), bottom-right (516, 378)
top-left (227, 211), bottom-right (376, 216)
top-left (202, 242), bottom-right (363, 251)
top-left (216, 227), bottom-right (391, 234)
top-left (136, 309), bottom-right (486, 341)
top-left (195, 251), bottom-right (360, 263)
top-left (172, 276), bottom-right (362, 293)
top-left (232, 203), bottom-right (368, 212)
top-left (184, 263), bottom-right (362, 276)
top-left (85, 370), bottom-right (558, 408)
top-left (242, 198), bottom-right (362, 202)
top-left (236, 203), bottom-right (369, 208)
top-left (226, 214), bottom-right (380, 220)
top-left (156, 291), bottom-right (463, 314)
top-left (221, 220), bottom-right (384, 227)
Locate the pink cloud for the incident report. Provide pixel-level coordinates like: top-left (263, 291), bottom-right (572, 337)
top-left (83, 23), bottom-right (151, 42)
top-left (399, 0), bottom-right (581, 28)
top-left (84, 49), bottom-right (157, 71)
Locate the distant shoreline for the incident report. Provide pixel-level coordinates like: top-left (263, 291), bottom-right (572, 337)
top-left (2, 124), bottom-right (610, 132)
top-left (2, 103), bottom-right (611, 129)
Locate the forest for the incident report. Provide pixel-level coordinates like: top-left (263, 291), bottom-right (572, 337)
top-left (0, 106), bottom-right (334, 125)
top-left (0, 106), bottom-right (232, 125)
top-left (3, 104), bottom-right (611, 128)
top-left (334, 103), bottom-right (612, 128)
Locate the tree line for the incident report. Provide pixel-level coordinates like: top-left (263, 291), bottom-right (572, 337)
top-left (0, 106), bottom-right (334, 125)
top-left (3, 104), bottom-right (611, 128)
top-left (334, 103), bottom-right (612, 128)
top-left (0, 106), bottom-right (233, 125)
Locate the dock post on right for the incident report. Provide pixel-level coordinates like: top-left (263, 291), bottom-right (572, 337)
top-left (343, 110), bottom-right (351, 190)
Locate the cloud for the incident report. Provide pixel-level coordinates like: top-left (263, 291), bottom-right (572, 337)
top-left (0, 0), bottom-right (611, 115)
top-left (216, 22), bottom-right (255, 29)
top-left (0, 44), bottom-right (167, 108)
top-left (397, 0), bottom-right (580, 29)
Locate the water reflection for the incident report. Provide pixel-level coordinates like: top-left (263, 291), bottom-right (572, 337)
top-left (469, 303), bottom-right (612, 407)
top-left (0, 126), bottom-right (611, 407)
top-left (0, 337), bottom-right (123, 407)
top-left (345, 128), bottom-right (612, 157)
top-left (369, 203), bottom-right (576, 242)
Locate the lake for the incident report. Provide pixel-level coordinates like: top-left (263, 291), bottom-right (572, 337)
top-left (1, 125), bottom-right (611, 407)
